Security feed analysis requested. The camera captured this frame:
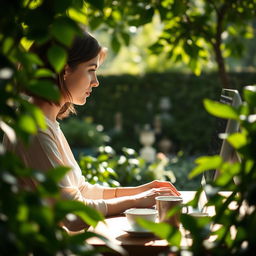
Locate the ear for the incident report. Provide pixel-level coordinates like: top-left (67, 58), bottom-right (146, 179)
top-left (63, 65), bottom-right (72, 80)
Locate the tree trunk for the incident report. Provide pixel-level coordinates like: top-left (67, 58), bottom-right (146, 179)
top-left (213, 42), bottom-right (231, 89)
top-left (212, 1), bottom-right (232, 89)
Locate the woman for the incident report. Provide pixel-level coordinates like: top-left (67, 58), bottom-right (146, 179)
top-left (4, 31), bottom-right (180, 231)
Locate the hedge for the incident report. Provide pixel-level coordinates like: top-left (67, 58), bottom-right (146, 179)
top-left (75, 72), bottom-right (256, 154)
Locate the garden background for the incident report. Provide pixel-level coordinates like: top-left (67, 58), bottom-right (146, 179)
top-left (1, 0), bottom-right (256, 255)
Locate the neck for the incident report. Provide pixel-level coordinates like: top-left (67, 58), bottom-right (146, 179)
top-left (31, 98), bottom-right (62, 122)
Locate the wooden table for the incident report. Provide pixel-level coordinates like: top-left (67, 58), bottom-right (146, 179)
top-left (87, 191), bottom-right (197, 256)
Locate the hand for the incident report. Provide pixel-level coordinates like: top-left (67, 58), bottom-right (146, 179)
top-left (134, 187), bottom-right (175, 208)
top-left (148, 180), bottom-right (181, 196)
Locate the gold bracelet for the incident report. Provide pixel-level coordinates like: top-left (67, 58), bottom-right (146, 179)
top-left (114, 188), bottom-right (118, 198)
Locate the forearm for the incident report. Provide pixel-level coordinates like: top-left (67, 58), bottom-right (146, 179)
top-left (103, 183), bottom-right (152, 199)
top-left (105, 196), bottom-right (137, 216)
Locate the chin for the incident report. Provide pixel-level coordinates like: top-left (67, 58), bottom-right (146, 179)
top-left (72, 98), bottom-right (86, 105)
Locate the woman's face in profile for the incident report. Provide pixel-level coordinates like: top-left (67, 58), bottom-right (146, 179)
top-left (63, 55), bottom-right (100, 105)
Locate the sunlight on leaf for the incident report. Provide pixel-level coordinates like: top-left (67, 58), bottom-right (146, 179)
top-left (34, 68), bottom-right (55, 78)
top-left (20, 37), bottom-right (33, 51)
top-left (227, 132), bottom-right (247, 149)
top-left (189, 156), bottom-right (222, 178)
top-left (67, 6), bottom-right (87, 25)
top-left (18, 115), bottom-right (37, 134)
top-left (204, 99), bottom-right (239, 120)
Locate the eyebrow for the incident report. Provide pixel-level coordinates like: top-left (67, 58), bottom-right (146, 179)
top-left (88, 63), bottom-right (98, 68)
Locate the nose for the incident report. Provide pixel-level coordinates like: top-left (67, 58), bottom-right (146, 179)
top-left (91, 74), bottom-right (99, 87)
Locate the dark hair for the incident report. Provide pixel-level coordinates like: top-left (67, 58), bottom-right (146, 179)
top-left (28, 31), bottom-right (106, 119)
top-left (58, 31), bottom-right (106, 119)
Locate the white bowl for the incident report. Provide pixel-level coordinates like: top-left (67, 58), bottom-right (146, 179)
top-left (124, 208), bottom-right (157, 231)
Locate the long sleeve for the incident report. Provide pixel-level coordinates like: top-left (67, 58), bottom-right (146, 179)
top-left (3, 118), bottom-right (108, 218)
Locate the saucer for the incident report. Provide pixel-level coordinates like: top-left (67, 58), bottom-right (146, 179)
top-left (123, 227), bottom-right (155, 237)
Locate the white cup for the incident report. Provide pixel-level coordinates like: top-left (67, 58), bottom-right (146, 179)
top-left (124, 208), bottom-right (157, 231)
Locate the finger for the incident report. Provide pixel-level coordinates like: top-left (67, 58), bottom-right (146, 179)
top-left (156, 181), bottom-right (181, 196)
top-left (165, 182), bottom-right (181, 196)
top-left (157, 187), bottom-right (180, 196)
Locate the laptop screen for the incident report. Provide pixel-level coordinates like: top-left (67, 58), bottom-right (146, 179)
top-left (204, 89), bottom-right (242, 183)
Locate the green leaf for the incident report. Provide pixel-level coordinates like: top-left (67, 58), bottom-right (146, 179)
top-left (17, 204), bottom-right (29, 221)
top-left (18, 114), bottom-right (37, 134)
top-left (204, 99), bottom-right (239, 120)
top-left (20, 37), bottom-right (33, 51)
top-left (47, 45), bottom-right (67, 72)
top-left (47, 166), bottom-right (70, 182)
top-left (51, 18), bottom-right (77, 46)
top-left (34, 68), bottom-right (55, 78)
top-left (28, 79), bottom-right (60, 101)
top-left (67, 7), bottom-right (87, 25)
top-left (16, 51), bottom-right (43, 69)
top-left (27, 52), bottom-right (44, 66)
top-left (227, 132), bottom-right (247, 149)
top-left (138, 219), bottom-right (181, 246)
top-left (31, 105), bottom-right (47, 130)
top-left (2, 37), bottom-right (14, 54)
top-left (189, 156), bottom-right (223, 178)
top-left (137, 218), bottom-right (171, 237)
top-left (55, 200), bottom-right (104, 227)
top-left (243, 85), bottom-right (256, 107)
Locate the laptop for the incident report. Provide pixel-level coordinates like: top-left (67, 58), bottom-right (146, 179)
top-left (195, 89), bottom-right (242, 213)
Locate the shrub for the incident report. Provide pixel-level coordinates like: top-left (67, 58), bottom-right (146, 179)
top-left (61, 117), bottom-right (110, 148)
top-left (78, 72), bottom-right (256, 154)
top-left (138, 85), bottom-right (256, 255)
top-left (79, 146), bottom-right (199, 189)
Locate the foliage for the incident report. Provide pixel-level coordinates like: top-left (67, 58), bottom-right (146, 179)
top-left (139, 85), bottom-right (256, 255)
top-left (79, 146), bottom-right (178, 187)
top-left (78, 71), bottom-right (256, 154)
top-left (96, 20), bottom-right (256, 76)
top-left (0, 152), bottom-right (117, 256)
top-left (61, 117), bottom-right (110, 148)
top-left (0, 0), bottom-right (123, 255)
top-left (86, 0), bottom-right (256, 88)
top-left (167, 152), bottom-right (201, 191)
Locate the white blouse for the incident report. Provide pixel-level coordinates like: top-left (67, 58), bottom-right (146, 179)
top-left (3, 117), bottom-right (107, 216)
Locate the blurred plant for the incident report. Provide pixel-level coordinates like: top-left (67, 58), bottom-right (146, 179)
top-left (80, 72), bottom-right (256, 155)
top-left (0, 152), bottom-right (125, 255)
top-left (138, 85), bottom-right (256, 255)
top-left (86, 0), bottom-right (256, 88)
top-left (61, 117), bottom-right (110, 148)
top-left (79, 146), bottom-right (120, 187)
top-left (0, 1), bottom-right (125, 255)
top-left (149, 152), bottom-right (176, 183)
top-left (166, 152), bottom-right (201, 191)
top-left (79, 146), bottom-right (177, 187)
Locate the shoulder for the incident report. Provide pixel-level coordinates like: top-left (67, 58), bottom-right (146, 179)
top-left (38, 118), bottom-right (61, 141)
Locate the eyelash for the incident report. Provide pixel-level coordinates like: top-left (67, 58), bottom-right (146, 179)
top-left (89, 69), bottom-right (96, 72)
